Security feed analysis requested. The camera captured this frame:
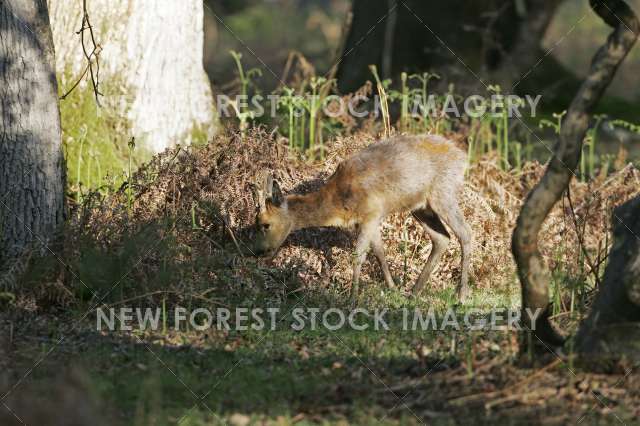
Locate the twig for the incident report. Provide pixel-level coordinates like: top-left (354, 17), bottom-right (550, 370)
top-left (280, 51), bottom-right (297, 88)
top-left (59, 63), bottom-right (90, 100)
top-left (381, 0), bottom-right (398, 79)
top-left (449, 359), bottom-right (562, 406)
top-left (484, 387), bottom-right (557, 410)
top-left (223, 219), bottom-right (244, 256)
top-left (548, 311), bottom-right (574, 320)
top-left (566, 187), bottom-right (602, 287)
top-left (60, 0), bottom-right (103, 104)
top-left (99, 290), bottom-right (227, 309)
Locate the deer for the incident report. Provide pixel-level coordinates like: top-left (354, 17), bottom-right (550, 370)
top-left (251, 134), bottom-right (473, 303)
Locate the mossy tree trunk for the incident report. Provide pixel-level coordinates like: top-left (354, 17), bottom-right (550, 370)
top-left (512, 0), bottom-right (639, 354)
top-left (0, 0), bottom-right (65, 274)
top-left (49, 0), bottom-right (216, 153)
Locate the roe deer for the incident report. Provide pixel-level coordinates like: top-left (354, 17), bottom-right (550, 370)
top-left (252, 134), bottom-right (472, 302)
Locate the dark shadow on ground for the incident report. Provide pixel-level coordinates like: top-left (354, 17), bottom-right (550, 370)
top-left (2, 309), bottom-right (637, 426)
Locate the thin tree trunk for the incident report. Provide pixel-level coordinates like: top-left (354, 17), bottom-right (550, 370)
top-left (512, 0), bottom-right (639, 353)
top-left (495, 0), bottom-right (564, 90)
top-left (575, 196), bottom-right (640, 361)
top-left (336, 0), bottom-right (388, 93)
top-left (381, 0), bottom-right (398, 80)
top-left (0, 0), bottom-right (65, 279)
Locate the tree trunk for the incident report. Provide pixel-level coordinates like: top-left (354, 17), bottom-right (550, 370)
top-left (0, 0), bottom-right (65, 274)
top-left (336, 0), bottom-right (573, 96)
top-left (335, 0), bottom-right (388, 92)
top-left (49, 0), bottom-right (216, 153)
top-left (512, 0), bottom-right (639, 354)
top-left (575, 196), bottom-right (640, 361)
top-left (494, 0), bottom-right (563, 88)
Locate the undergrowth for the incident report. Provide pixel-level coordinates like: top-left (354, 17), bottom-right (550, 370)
top-left (3, 60), bottom-right (640, 426)
top-left (58, 73), bottom-right (152, 200)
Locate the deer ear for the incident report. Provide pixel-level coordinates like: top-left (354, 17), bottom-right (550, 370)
top-left (270, 179), bottom-right (284, 207)
top-left (250, 183), bottom-right (263, 212)
top-left (265, 175), bottom-right (274, 198)
top-left (252, 172), bottom-right (270, 213)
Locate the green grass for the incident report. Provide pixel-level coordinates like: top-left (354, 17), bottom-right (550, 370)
top-left (6, 236), bottom-right (630, 426)
top-left (86, 327), bottom-right (427, 422)
top-left (12, 302), bottom-right (514, 425)
top-left (5, 263), bottom-right (526, 425)
top-left (58, 74), bottom-right (152, 197)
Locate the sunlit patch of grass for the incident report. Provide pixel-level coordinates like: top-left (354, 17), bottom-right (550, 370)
top-left (58, 72), bottom-right (151, 198)
top-left (352, 275), bottom-right (518, 317)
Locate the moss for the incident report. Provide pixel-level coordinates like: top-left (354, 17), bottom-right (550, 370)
top-left (188, 122), bottom-right (215, 149)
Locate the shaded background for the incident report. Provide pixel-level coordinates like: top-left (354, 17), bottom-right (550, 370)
top-left (203, 0), bottom-right (640, 106)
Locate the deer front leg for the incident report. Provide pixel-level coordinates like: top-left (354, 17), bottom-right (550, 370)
top-left (350, 225), bottom-right (374, 302)
top-left (371, 231), bottom-right (395, 289)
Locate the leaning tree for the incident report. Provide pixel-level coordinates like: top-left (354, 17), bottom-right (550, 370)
top-left (0, 0), bottom-right (65, 276)
top-left (512, 0), bottom-right (640, 359)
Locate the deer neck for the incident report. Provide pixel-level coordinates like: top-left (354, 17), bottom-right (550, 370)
top-left (287, 190), bottom-right (339, 230)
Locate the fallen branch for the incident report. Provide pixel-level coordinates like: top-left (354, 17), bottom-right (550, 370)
top-left (448, 359), bottom-right (562, 406)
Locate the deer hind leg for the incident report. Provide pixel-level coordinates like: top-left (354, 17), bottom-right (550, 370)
top-left (430, 196), bottom-right (473, 303)
top-left (411, 207), bottom-right (450, 295)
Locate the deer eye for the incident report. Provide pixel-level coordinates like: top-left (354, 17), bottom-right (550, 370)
top-left (261, 223), bottom-right (270, 231)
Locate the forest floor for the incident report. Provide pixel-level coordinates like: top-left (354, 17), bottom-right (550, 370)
top-left (2, 129), bottom-right (640, 425)
top-left (2, 300), bottom-right (640, 426)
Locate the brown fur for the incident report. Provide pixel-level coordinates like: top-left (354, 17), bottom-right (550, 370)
top-left (253, 134), bottom-right (473, 301)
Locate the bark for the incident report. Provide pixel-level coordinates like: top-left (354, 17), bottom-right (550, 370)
top-left (494, 0), bottom-right (564, 88)
top-left (575, 196), bottom-right (640, 361)
top-left (512, 0), bottom-right (639, 352)
top-left (0, 1), bottom-right (65, 270)
top-left (49, 0), bottom-right (216, 153)
top-left (335, 0), bottom-right (388, 92)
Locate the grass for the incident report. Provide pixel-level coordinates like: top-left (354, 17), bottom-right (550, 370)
top-left (369, 65), bottom-right (392, 138)
top-left (214, 48), bottom-right (640, 177)
top-left (5, 285), bottom-right (522, 426)
top-left (58, 73), bottom-right (152, 198)
top-left (5, 276), bottom-right (634, 425)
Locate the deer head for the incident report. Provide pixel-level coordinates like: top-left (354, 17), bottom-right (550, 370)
top-left (251, 172), bottom-right (293, 257)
